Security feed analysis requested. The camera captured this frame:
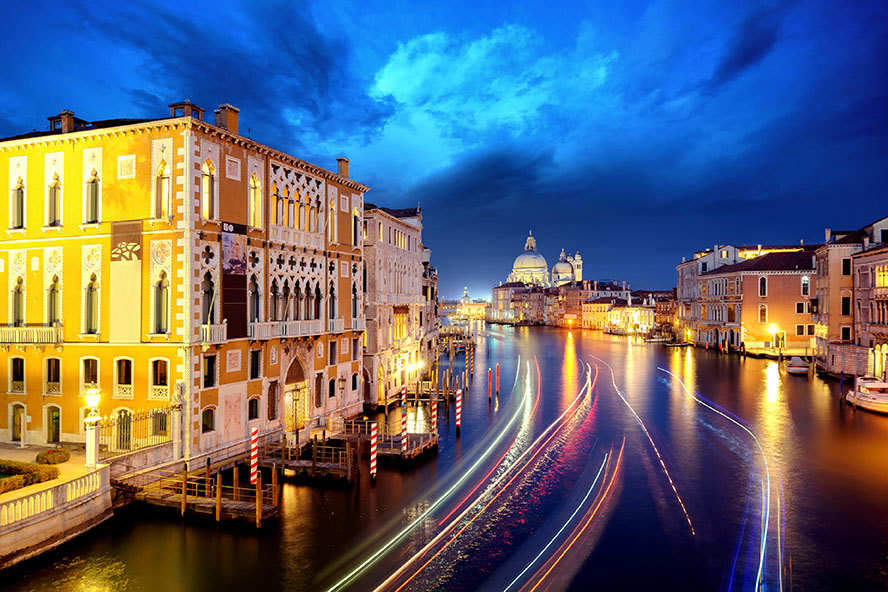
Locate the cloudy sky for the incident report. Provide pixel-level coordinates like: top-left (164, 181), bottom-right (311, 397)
top-left (1, 0), bottom-right (885, 298)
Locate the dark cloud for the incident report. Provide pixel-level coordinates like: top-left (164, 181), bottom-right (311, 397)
top-left (80, 0), bottom-right (394, 161)
top-left (707, 4), bottom-right (786, 91)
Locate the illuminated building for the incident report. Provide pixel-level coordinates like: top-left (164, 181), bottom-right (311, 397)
top-left (455, 288), bottom-right (487, 319)
top-left (697, 250), bottom-right (816, 352)
top-left (362, 203), bottom-right (435, 407)
top-left (813, 218), bottom-right (888, 376)
top-left (508, 232), bottom-right (549, 286)
top-left (676, 243), bottom-right (808, 344)
top-left (1, 102), bottom-right (366, 453)
top-left (853, 241), bottom-right (888, 379)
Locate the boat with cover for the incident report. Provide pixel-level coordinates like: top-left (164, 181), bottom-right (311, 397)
top-left (785, 356), bottom-right (809, 375)
top-left (845, 376), bottom-right (888, 414)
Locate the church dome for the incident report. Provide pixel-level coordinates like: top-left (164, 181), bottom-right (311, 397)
top-left (552, 248), bottom-right (575, 286)
top-left (513, 251), bottom-right (548, 271)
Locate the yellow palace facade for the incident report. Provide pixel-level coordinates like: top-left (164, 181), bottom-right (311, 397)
top-left (0, 102), bottom-right (366, 458)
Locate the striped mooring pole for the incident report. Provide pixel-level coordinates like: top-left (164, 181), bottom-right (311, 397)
top-left (456, 389), bottom-right (462, 436)
top-left (370, 422), bottom-right (378, 481)
top-left (250, 427), bottom-right (259, 485)
top-left (496, 364), bottom-right (500, 394)
top-left (401, 408), bottom-right (408, 454)
top-left (401, 385), bottom-right (407, 407)
top-left (488, 368), bottom-right (492, 400)
top-left (431, 398), bottom-right (438, 435)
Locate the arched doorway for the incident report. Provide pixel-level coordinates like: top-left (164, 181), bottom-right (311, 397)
top-left (11, 404), bottom-right (24, 441)
top-left (46, 406), bottom-right (60, 443)
top-left (362, 367), bottom-right (371, 404)
top-left (284, 358), bottom-right (309, 433)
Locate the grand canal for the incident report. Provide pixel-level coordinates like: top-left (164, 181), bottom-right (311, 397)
top-left (5, 325), bottom-right (888, 591)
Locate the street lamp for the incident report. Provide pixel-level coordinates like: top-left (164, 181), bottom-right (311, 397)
top-left (84, 384), bottom-right (101, 467)
top-left (85, 384), bottom-right (101, 417)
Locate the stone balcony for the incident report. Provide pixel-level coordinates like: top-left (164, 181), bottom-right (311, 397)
top-left (351, 317), bottom-right (366, 331)
top-left (248, 321), bottom-right (282, 339)
top-left (0, 324), bottom-right (64, 345)
top-left (281, 319), bottom-right (322, 337)
top-left (199, 322), bottom-right (227, 344)
top-left (874, 286), bottom-right (888, 299)
top-left (328, 318), bottom-right (345, 333)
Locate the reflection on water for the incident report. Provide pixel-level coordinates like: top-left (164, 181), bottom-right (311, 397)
top-left (6, 327), bottom-right (888, 592)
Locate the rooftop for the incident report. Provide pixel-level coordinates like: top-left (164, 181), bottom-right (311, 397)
top-left (702, 250), bottom-right (816, 275)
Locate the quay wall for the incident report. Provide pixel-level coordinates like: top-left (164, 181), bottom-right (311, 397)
top-left (0, 465), bottom-right (112, 570)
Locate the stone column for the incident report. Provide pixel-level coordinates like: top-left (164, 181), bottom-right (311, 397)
top-left (172, 396), bottom-right (183, 461)
top-left (85, 416), bottom-right (100, 467)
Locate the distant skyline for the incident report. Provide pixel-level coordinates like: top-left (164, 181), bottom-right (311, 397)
top-left (2, 0), bottom-right (885, 298)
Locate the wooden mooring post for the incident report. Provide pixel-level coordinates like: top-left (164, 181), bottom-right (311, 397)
top-left (255, 472), bottom-right (263, 528)
top-left (233, 465), bottom-right (239, 501)
top-left (272, 464), bottom-right (279, 506)
top-left (180, 468), bottom-right (188, 517)
top-left (215, 473), bottom-right (222, 522)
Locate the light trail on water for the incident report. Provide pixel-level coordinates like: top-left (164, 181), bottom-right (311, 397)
top-left (375, 359), bottom-right (595, 592)
top-left (324, 357), bottom-right (532, 592)
top-left (658, 366), bottom-right (774, 592)
top-left (588, 354), bottom-right (696, 537)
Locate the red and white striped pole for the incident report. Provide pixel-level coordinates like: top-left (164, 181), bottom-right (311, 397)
top-left (370, 422), bottom-right (377, 481)
top-left (250, 427), bottom-right (258, 485)
top-left (431, 399), bottom-right (438, 435)
top-left (496, 364), bottom-right (500, 394)
top-left (488, 368), bottom-right (492, 400)
top-left (401, 408), bottom-right (408, 454)
top-left (401, 385), bottom-right (407, 407)
top-left (456, 389), bottom-right (462, 436)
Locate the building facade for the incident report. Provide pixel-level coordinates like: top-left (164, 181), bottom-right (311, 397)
top-left (362, 204), bottom-right (432, 407)
top-left (853, 242), bottom-right (888, 379)
top-left (698, 251), bottom-right (815, 352)
top-left (1, 102), bottom-right (366, 453)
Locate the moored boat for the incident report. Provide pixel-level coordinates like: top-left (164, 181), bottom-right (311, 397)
top-left (845, 376), bottom-right (888, 414)
top-left (785, 356), bottom-right (810, 375)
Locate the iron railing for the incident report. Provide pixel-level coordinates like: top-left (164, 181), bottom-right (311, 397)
top-left (97, 406), bottom-right (173, 460)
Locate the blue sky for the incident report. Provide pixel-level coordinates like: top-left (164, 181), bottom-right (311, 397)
top-left (1, 0), bottom-right (886, 298)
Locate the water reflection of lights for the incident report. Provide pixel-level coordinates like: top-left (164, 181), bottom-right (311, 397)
top-left (658, 367), bottom-right (775, 592)
top-left (325, 359), bottom-right (535, 592)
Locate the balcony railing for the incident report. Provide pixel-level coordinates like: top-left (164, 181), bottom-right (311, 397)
top-left (200, 322), bottom-right (227, 344)
top-left (45, 381), bottom-right (60, 395)
top-left (351, 317), bottom-right (366, 331)
top-left (248, 321), bottom-right (282, 339)
top-left (281, 319), bottom-right (323, 337)
top-left (874, 286), bottom-right (888, 299)
top-left (328, 318), bottom-right (344, 333)
top-left (114, 384), bottom-right (134, 399)
top-left (269, 226), bottom-right (325, 250)
top-left (149, 384), bottom-right (170, 400)
top-left (0, 324), bottom-right (64, 345)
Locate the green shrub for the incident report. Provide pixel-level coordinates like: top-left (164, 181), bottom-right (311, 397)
top-left (0, 474), bottom-right (27, 494)
top-left (36, 449), bottom-right (70, 465)
top-left (0, 460), bottom-right (59, 485)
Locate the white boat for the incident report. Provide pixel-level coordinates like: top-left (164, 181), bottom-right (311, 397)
top-left (785, 357), bottom-right (809, 375)
top-left (845, 376), bottom-right (888, 414)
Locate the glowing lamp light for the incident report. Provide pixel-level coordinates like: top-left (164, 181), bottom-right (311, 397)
top-left (85, 385), bottom-right (101, 415)
top-left (417, 360), bottom-right (424, 369)
top-left (768, 324), bottom-right (777, 336)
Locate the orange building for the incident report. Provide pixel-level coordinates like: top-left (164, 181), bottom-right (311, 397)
top-left (698, 250), bottom-right (816, 352)
top-left (1, 102), bottom-right (366, 457)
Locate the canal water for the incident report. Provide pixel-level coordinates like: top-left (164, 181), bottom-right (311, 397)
top-left (5, 326), bottom-right (888, 591)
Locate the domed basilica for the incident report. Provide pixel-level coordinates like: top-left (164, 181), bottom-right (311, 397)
top-left (506, 231), bottom-right (582, 287)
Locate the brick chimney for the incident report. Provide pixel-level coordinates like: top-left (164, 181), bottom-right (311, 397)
top-left (169, 100), bottom-right (204, 120)
top-left (214, 104), bottom-right (240, 133)
top-left (337, 157), bottom-right (349, 178)
top-left (825, 228), bottom-right (832, 243)
top-left (59, 110), bottom-right (75, 133)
